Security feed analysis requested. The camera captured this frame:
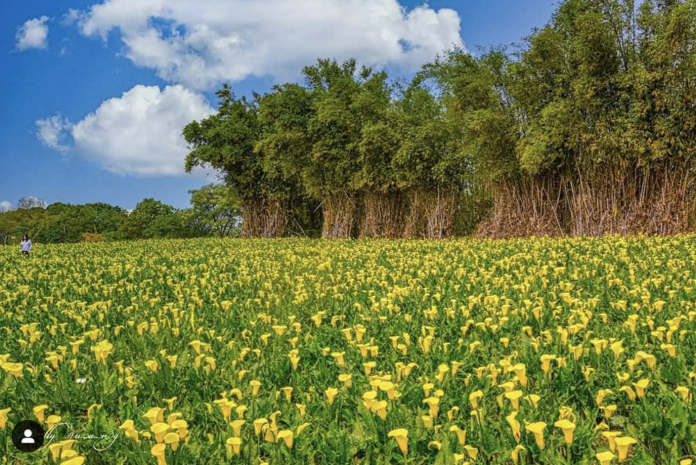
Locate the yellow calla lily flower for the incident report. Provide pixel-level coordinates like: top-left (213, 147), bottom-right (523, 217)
top-left (596, 451), bottom-right (616, 465)
top-left (450, 425), bottom-right (466, 445)
top-left (633, 379), bottom-right (650, 399)
top-left (388, 428), bottom-right (408, 455)
top-left (525, 422), bottom-right (546, 450)
top-left (615, 437), bottom-right (638, 462)
top-left (554, 419), bottom-right (575, 445)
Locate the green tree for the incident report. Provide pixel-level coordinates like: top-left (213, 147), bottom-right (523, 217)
top-left (0, 212), bottom-right (17, 245)
top-left (300, 59), bottom-right (366, 237)
top-left (352, 69), bottom-right (406, 238)
top-left (145, 211), bottom-right (187, 239)
top-left (430, 0), bottom-right (696, 237)
top-left (122, 199), bottom-right (177, 239)
top-left (427, 48), bottom-right (530, 237)
top-left (0, 208), bottom-right (45, 245)
top-left (33, 203), bottom-right (127, 243)
top-left (258, 61), bottom-right (400, 238)
top-left (184, 85), bottom-right (289, 237)
top-left (188, 184), bottom-right (241, 238)
top-left (389, 77), bottom-right (470, 238)
top-left (255, 83), bottom-right (322, 237)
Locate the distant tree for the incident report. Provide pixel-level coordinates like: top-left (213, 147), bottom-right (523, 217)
top-left (0, 198), bottom-right (216, 243)
top-left (145, 211), bottom-right (187, 239)
top-left (79, 203), bottom-right (126, 235)
top-left (31, 203), bottom-right (126, 243)
top-left (121, 198), bottom-right (177, 239)
top-left (34, 203), bottom-right (76, 243)
top-left (17, 196), bottom-right (47, 210)
top-left (0, 201), bottom-right (11, 213)
top-left (188, 184), bottom-right (241, 238)
top-left (0, 207), bottom-right (45, 245)
top-left (0, 215), bottom-right (11, 245)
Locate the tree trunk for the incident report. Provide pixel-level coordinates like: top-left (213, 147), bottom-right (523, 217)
top-left (241, 197), bottom-right (288, 238)
top-left (264, 201), bottom-right (287, 238)
top-left (359, 192), bottom-right (407, 239)
top-left (566, 166), bottom-right (695, 236)
top-left (476, 166), bottom-right (696, 239)
top-left (476, 177), bottom-right (565, 239)
top-left (404, 187), bottom-right (457, 239)
top-left (321, 192), bottom-right (355, 239)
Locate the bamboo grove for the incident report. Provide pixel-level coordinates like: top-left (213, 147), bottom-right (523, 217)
top-left (184, 0), bottom-right (696, 239)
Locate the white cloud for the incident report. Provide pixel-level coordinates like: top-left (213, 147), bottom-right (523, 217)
top-left (36, 115), bottom-right (72, 152)
top-left (37, 85), bottom-right (215, 177)
top-left (0, 201), bottom-right (12, 213)
top-left (16, 16), bottom-right (50, 51)
top-left (61, 9), bottom-right (83, 26)
top-left (76, 0), bottom-right (462, 89)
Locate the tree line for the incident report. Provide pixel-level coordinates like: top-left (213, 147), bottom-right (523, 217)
top-left (185, 0), bottom-right (696, 239)
top-left (0, 185), bottom-right (241, 245)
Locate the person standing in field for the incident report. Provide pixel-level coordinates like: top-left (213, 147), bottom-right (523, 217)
top-left (20, 234), bottom-right (32, 256)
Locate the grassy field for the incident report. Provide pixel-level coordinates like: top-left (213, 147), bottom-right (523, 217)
top-left (1, 237), bottom-right (696, 465)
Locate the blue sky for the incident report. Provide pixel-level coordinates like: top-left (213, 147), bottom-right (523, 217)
top-left (0, 0), bottom-right (557, 210)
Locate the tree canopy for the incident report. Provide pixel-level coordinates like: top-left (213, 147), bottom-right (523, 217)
top-left (0, 189), bottom-right (241, 245)
top-left (173, 0), bottom-right (696, 239)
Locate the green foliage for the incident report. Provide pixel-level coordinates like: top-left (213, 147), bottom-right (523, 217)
top-left (255, 82), bottom-right (323, 236)
top-left (188, 184), bottom-right (241, 238)
top-left (418, 0), bottom-right (696, 237)
top-left (453, 188), bottom-right (493, 237)
top-left (431, 0), bottom-right (696, 179)
top-left (0, 195), bottom-right (227, 244)
top-left (351, 67), bottom-right (395, 192)
top-left (176, 1), bottom-right (696, 238)
top-left (425, 49), bottom-right (519, 183)
top-left (302, 59), bottom-right (373, 198)
top-left (122, 198), bottom-right (189, 240)
top-left (0, 208), bottom-right (44, 245)
top-left (391, 83), bottom-right (447, 189)
top-left (256, 83), bottom-right (314, 195)
top-left (184, 85), bottom-right (265, 201)
top-left (36, 202), bottom-right (127, 243)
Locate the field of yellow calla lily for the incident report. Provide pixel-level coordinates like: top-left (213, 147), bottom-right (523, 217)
top-left (1, 236), bottom-right (696, 464)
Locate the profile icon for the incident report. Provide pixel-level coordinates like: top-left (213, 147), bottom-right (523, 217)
top-left (11, 420), bottom-right (44, 452)
top-left (21, 429), bottom-right (36, 444)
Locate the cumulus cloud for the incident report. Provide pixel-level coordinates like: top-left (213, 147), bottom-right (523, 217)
top-left (36, 115), bottom-right (73, 152)
top-left (0, 201), bottom-right (12, 213)
top-left (37, 85), bottom-right (214, 177)
top-left (75, 0), bottom-right (463, 89)
top-left (16, 16), bottom-right (50, 51)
